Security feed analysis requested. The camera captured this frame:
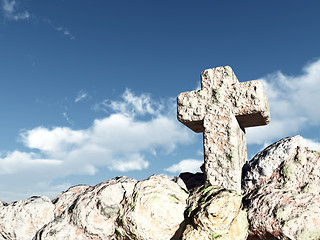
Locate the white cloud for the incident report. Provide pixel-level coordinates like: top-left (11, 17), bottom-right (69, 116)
top-left (1, 0), bottom-right (30, 21)
top-left (165, 159), bottom-right (203, 173)
top-left (246, 59), bottom-right (320, 145)
top-left (0, 151), bottom-right (62, 175)
top-left (75, 90), bottom-right (89, 103)
top-left (21, 126), bottom-right (88, 154)
top-left (0, 89), bottom-right (194, 202)
top-left (95, 89), bottom-right (163, 117)
top-left (108, 153), bottom-right (149, 172)
top-left (304, 138), bottom-right (320, 152)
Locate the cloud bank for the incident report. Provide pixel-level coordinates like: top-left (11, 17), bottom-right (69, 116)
top-left (247, 59), bottom-right (320, 149)
top-left (1, 59), bottom-right (320, 202)
top-left (0, 89), bottom-right (193, 202)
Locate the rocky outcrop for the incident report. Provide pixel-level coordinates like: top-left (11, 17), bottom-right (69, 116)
top-left (243, 136), bottom-right (320, 239)
top-left (0, 196), bottom-right (54, 240)
top-left (117, 175), bottom-right (188, 240)
top-left (182, 185), bottom-right (248, 240)
top-left (52, 184), bottom-right (89, 218)
top-left (34, 176), bottom-right (137, 239)
top-left (33, 175), bottom-right (189, 240)
top-left (1, 135), bottom-right (320, 240)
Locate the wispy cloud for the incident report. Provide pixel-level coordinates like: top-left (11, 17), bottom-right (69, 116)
top-left (53, 25), bottom-right (75, 40)
top-left (247, 58), bottom-right (320, 147)
top-left (62, 112), bottom-right (73, 125)
top-left (165, 159), bottom-right (202, 173)
top-left (94, 89), bottom-right (164, 117)
top-left (75, 90), bottom-right (89, 103)
top-left (1, 0), bottom-right (30, 21)
top-left (0, 89), bottom-right (194, 202)
top-left (1, 1), bottom-right (75, 40)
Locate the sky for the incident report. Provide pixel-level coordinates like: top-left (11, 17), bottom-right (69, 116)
top-left (0, 0), bottom-right (320, 203)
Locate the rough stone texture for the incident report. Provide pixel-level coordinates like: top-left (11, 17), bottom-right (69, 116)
top-left (0, 200), bottom-right (7, 207)
top-left (52, 184), bottom-right (89, 218)
top-left (0, 196), bottom-right (54, 240)
top-left (117, 175), bottom-right (188, 240)
top-left (243, 136), bottom-right (320, 239)
top-left (177, 66), bottom-right (270, 193)
top-left (34, 176), bottom-right (137, 240)
top-left (182, 185), bottom-right (248, 240)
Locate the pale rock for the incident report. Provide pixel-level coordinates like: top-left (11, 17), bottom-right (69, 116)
top-left (172, 176), bottom-right (189, 192)
top-left (177, 66), bottom-right (270, 194)
top-left (34, 176), bottom-right (137, 240)
top-left (242, 136), bottom-right (304, 195)
top-left (182, 185), bottom-right (248, 240)
top-left (0, 200), bottom-right (7, 207)
top-left (117, 175), bottom-right (188, 240)
top-left (52, 184), bottom-right (89, 217)
top-left (0, 196), bottom-right (54, 240)
top-left (243, 136), bottom-right (320, 239)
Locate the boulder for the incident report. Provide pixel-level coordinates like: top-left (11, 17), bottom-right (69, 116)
top-left (0, 196), bottom-right (54, 240)
top-left (2, 135), bottom-right (319, 240)
top-left (117, 175), bottom-right (188, 240)
top-left (34, 176), bottom-right (137, 239)
top-left (52, 184), bottom-right (89, 218)
top-left (243, 136), bottom-right (320, 239)
top-left (182, 185), bottom-right (248, 240)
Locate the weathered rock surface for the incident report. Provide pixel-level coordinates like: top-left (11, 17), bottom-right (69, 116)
top-left (0, 200), bottom-right (7, 207)
top-left (52, 184), bottom-right (89, 218)
top-left (2, 136), bottom-right (320, 240)
top-left (0, 196), bottom-right (54, 240)
top-left (182, 185), bottom-right (248, 240)
top-left (177, 66), bottom-right (270, 194)
top-left (34, 176), bottom-right (137, 239)
top-left (243, 136), bottom-right (320, 239)
top-left (117, 175), bottom-right (188, 240)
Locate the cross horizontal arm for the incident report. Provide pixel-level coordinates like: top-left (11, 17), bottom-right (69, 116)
top-left (232, 80), bottom-right (270, 128)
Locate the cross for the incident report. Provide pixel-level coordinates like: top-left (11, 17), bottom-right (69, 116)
top-left (177, 66), bottom-right (270, 194)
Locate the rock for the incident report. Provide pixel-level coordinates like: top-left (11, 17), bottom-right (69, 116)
top-left (0, 196), bottom-right (54, 240)
top-left (34, 176), bottom-right (137, 239)
top-left (242, 136), bottom-right (304, 195)
top-left (117, 175), bottom-right (188, 240)
top-left (177, 66), bottom-right (270, 194)
top-left (0, 200), bottom-right (7, 207)
top-left (3, 135), bottom-right (319, 240)
top-left (52, 184), bottom-right (89, 218)
top-left (243, 136), bottom-right (320, 239)
top-left (178, 172), bottom-right (206, 191)
top-left (182, 185), bottom-right (248, 240)
top-left (172, 175), bottom-right (189, 192)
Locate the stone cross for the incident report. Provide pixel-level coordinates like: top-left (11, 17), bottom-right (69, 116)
top-left (177, 66), bottom-right (270, 193)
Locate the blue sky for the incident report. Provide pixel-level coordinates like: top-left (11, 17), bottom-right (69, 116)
top-left (0, 0), bottom-right (320, 202)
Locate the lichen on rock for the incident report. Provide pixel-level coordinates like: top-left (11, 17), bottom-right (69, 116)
top-left (182, 185), bottom-right (248, 240)
top-left (243, 136), bottom-right (320, 239)
top-left (117, 175), bottom-right (188, 240)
